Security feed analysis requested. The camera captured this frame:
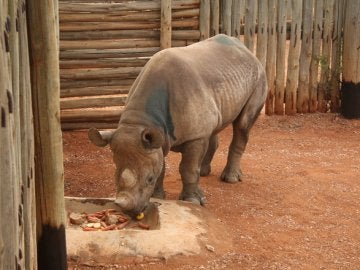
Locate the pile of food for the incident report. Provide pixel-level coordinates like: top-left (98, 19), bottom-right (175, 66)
top-left (69, 209), bottom-right (150, 231)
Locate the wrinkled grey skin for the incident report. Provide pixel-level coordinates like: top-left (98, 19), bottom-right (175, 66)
top-left (88, 34), bottom-right (268, 216)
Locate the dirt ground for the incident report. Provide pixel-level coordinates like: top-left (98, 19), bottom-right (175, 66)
top-left (63, 113), bottom-right (360, 270)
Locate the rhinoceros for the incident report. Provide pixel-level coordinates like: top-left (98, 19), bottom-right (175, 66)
top-left (88, 34), bottom-right (267, 216)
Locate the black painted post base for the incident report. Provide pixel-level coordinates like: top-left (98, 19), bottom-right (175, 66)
top-left (37, 224), bottom-right (67, 270)
top-left (341, 81), bottom-right (360, 119)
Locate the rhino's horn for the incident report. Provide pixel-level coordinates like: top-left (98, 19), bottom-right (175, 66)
top-left (141, 128), bottom-right (164, 149)
top-left (88, 127), bottom-right (115, 147)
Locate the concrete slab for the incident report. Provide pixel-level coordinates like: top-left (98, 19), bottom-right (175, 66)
top-left (65, 197), bottom-right (231, 264)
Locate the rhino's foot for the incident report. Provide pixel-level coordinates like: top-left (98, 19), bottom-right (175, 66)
top-left (200, 164), bottom-right (211, 176)
top-left (220, 168), bottom-right (243, 183)
top-left (179, 187), bottom-right (207, 206)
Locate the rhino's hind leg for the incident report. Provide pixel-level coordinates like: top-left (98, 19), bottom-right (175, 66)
top-left (200, 135), bottom-right (219, 176)
top-left (221, 89), bottom-right (265, 183)
top-left (178, 139), bottom-right (208, 205)
top-left (152, 161), bottom-right (166, 199)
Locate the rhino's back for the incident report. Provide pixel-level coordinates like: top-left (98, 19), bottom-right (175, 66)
top-left (124, 35), bottom-right (265, 144)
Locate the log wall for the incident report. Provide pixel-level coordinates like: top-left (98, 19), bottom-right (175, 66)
top-left (59, 0), bottom-right (348, 129)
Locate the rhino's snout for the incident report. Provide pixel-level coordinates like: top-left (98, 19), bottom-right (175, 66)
top-left (115, 194), bottom-right (134, 211)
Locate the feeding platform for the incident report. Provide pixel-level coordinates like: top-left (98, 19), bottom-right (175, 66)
top-left (65, 197), bottom-right (231, 264)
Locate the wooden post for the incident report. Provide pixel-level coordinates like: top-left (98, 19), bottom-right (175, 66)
top-left (318, 0), bottom-right (334, 112)
top-left (297, 0), bottom-right (313, 113)
top-left (221, 0), bottom-right (232, 35)
top-left (200, 0), bottom-right (210, 40)
top-left (160, 0), bottom-right (171, 49)
top-left (231, 0), bottom-right (241, 38)
top-left (19, 2), bottom-right (37, 268)
top-left (285, 0), bottom-right (302, 115)
top-left (244, 0), bottom-right (256, 52)
top-left (265, 0), bottom-right (276, 115)
top-left (309, 0), bottom-right (323, 112)
top-left (27, 0), bottom-right (68, 269)
top-left (274, 0), bottom-right (288, 115)
top-left (256, 0), bottom-right (268, 67)
top-left (210, 0), bottom-right (219, 36)
top-left (330, 0), bottom-right (345, 112)
top-left (341, 0), bottom-right (360, 118)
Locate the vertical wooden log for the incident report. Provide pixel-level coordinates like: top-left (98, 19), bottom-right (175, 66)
top-left (341, 0), bottom-right (360, 118)
top-left (161, 0), bottom-right (171, 49)
top-left (285, 0), bottom-right (302, 115)
top-left (318, 0), bottom-right (334, 112)
top-left (200, 0), bottom-right (210, 40)
top-left (210, 0), bottom-right (219, 36)
top-left (265, 0), bottom-right (276, 115)
top-left (0, 1), bottom-right (19, 269)
top-left (239, 0), bottom-right (246, 25)
top-left (221, 0), bottom-right (232, 35)
top-left (19, 0), bottom-right (37, 268)
top-left (274, 0), bottom-right (288, 115)
top-left (256, 0), bottom-right (268, 67)
top-left (27, 0), bottom-right (67, 269)
top-left (297, 0), bottom-right (313, 113)
top-left (330, 0), bottom-right (345, 112)
top-left (244, 0), bottom-right (256, 52)
top-left (231, 0), bottom-right (241, 37)
top-left (309, 0), bottom-right (323, 112)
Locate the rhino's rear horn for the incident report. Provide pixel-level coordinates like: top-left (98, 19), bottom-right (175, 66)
top-left (88, 127), bottom-right (115, 147)
top-left (141, 128), bottom-right (164, 149)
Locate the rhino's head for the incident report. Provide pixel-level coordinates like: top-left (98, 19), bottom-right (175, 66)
top-left (88, 125), bottom-right (164, 216)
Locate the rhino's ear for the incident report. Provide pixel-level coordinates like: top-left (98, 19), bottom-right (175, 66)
top-left (141, 128), bottom-right (164, 149)
top-left (88, 127), bottom-right (115, 147)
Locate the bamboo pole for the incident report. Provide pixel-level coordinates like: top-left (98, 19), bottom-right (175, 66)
top-left (309, 0), bottom-right (323, 112)
top-left (199, 0), bottom-right (210, 40)
top-left (221, 0), bottom-right (232, 35)
top-left (330, 0), bottom-right (345, 113)
top-left (244, 0), bottom-right (256, 52)
top-left (231, 0), bottom-right (241, 37)
top-left (265, 0), bottom-right (276, 115)
top-left (341, 0), bottom-right (360, 118)
top-left (210, 0), bottom-right (219, 36)
top-left (297, 0), bottom-right (313, 113)
top-left (160, 0), bottom-right (171, 49)
top-left (27, 0), bottom-right (67, 269)
top-left (284, 0), bottom-right (302, 115)
top-left (274, 0), bottom-right (288, 115)
top-left (318, 0), bottom-right (334, 112)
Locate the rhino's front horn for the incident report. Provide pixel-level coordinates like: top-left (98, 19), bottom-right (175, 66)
top-left (88, 127), bottom-right (115, 147)
top-left (141, 128), bottom-right (164, 149)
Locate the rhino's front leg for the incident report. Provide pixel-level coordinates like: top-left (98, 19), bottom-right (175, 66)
top-left (178, 138), bottom-right (208, 205)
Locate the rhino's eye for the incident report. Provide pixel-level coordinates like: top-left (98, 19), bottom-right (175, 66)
top-left (146, 176), bottom-right (155, 185)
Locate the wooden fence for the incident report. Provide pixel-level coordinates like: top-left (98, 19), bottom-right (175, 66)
top-left (59, 0), bottom-right (346, 129)
top-left (0, 0), bottom-right (37, 268)
top-left (1, 0), bottom-right (67, 269)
